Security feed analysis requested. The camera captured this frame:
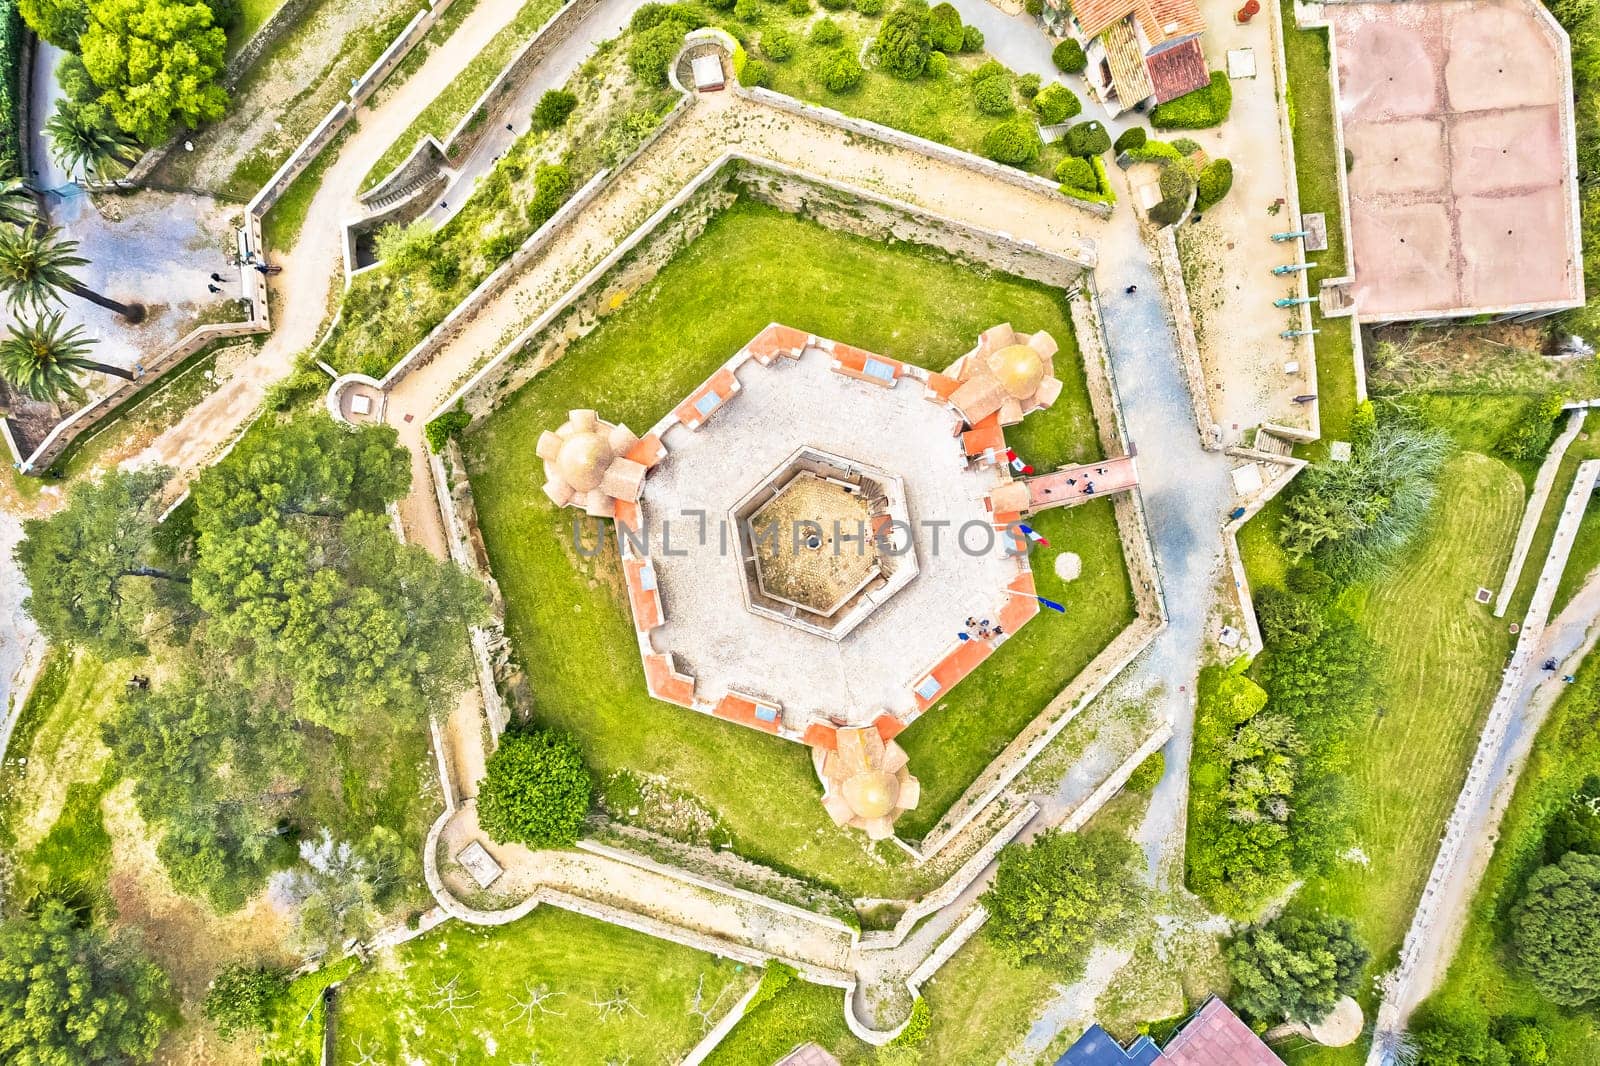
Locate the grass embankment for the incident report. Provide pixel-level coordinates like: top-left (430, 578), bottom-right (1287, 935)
top-left (1238, 453), bottom-right (1523, 1066)
top-left (333, 907), bottom-right (755, 1065)
top-left (361, 0), bottom-right (564, 192)
top-left (1279, 0), bottom-right (1355, 448)
top-left (465, 200), bottom-right (1132, 895)
top-left (1416, 654), bottom-right (1600, 1065)
top-left (234, 0), bottom-right (288, 48)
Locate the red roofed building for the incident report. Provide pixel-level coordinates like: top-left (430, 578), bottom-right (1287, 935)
top-left (1040, 0), bottom-right (1211, 116)
top-left (1056, 998), bottom-right (1284, 1066)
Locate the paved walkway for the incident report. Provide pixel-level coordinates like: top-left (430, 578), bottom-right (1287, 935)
top-left (122, 0), bottom-right (537, 483)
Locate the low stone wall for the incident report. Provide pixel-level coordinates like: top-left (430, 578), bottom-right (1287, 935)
top-left (224, 0), bottom-right (324, 91)
top-left (1495, 409), bottom-right (1587, 617)
top-left (1152, 226), bottom-right (1221, 451)
top-left (358, 136), bottom-right (447, 208)
top-left (737, 85), bottom-right (1112, 222)
top-left (1220, 446), bottom-right (1305, 656)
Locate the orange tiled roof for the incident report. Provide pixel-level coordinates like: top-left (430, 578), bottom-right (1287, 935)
top-left (1000, 572), bottom-right (1039, 632)
top-left (803, 723), bottom-right (839, 749)
top-left (962, 420), bottom-right (1006, 460)
top-left (674, 368), bottom-right (739, 430)
top-left (1074, 0), bottom-right (1203, 46)
top-left (714, 692), bottom-right (781, 735)
top-left (831, 343), bottom-right (905, 387)
top-left (644, 653), bottom-right (696, 707)
top-left (1147, 36), bottom-right (1211, 103)
top-left (914, 638), bottom-right (994, 711)
top-left (623, 558), bottom-right (662, 631)
top-left (874, 714), bottom-right (907, 741)
top-left (1104, 17), bottom-right (1156, 104)
top-left (624, 433), bottom-right (667, 468)
top-left (924, 372), bottom-right (961, 402)
top-left (749, 323), bottom-right (810, 364)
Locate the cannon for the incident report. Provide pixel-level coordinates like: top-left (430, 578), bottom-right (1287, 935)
top-left (1271, 262), bottom-right (1317, 275)
top-left (1281, 328), bottom-right (1320, 339)
top-left (1273, 296), bottom-right (1315, 308)
top-left (1270, 230), bottom-right (1309, 242)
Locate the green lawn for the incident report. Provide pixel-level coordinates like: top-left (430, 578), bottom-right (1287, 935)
top-left (1503, 432), bottom-right (1600, 621)
top-left (465, 199), bottom-right (1131, 894)
top-left (733, 8), bottom-right (1068, 181)
top-left (1266, 452), bottom-right (1523, 1065)
top-left (361, 0), bottom-right (564, 191)
top-left (1555, 489), bottom-right (1600, 618)
top-left (1414, 653), bottom-right (1600, 1065)
top-left (1279, 0), bottom-right (1355, 450)
top-left (333, 907), bottom-right (755, 1065)
top-left (234, 0), bottom-right (289, 47)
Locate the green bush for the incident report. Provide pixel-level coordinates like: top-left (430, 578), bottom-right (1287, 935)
top-left (926, 49), bottom-right (949, 78)
top-left (424, 407), bottom-right (471, 452)
top-left (876, 1), bottom-right (931, 78)
top-left (1054, 154), bottom-right (1095, 191)
top-left (962, 23), bottom-right (982, 51)
top-left (1171, 136), bottom-right (1202, 155)
top-left (1511, 851), bottom-right (1600, 1005)
top-left (1125, 750), bottom-right (1165, 793)
top-left (205, 964), bottom-right (289, 1040)
top-left (1063, 119), bottom-right (1110, 156)
top-left (808, 16), bottom-right (842, 44)
top-left (1033, 81), bottom-right (1080, 124)
top-left (628, 19), bottom-right (696, 86)
top-left (747, 961), bottom-right (797, 1012)
top-left (786, 0), bottom-right (809, 15)
top-left (1122, 139), bottom-right (1182, 165)
top-left (1017, 72), bottom-right (1040, 99)
top-left (483, 231), bottom-right (520, 262)
top-left (855, 0), bottom-right (883, 14)
top-left (1497, 392), bottom-right (1566, 461)
top-left (1052, 37), bottom-right (1086, 73)
top-left (982, 828), bottom-right (1145, 971)
top-left (476, 726), bottom-right (595, 848)
top-left (1024, 0), bottom-right (1041, 13)
top-left (889, 998), bottom-right (932, 1047)
top-left (1147, 164), bottom-right (1195, 225)
top-left (820, 0), bottom-right (849, 9)
top-left (1226, 914), bottom-right (1369, 1025)
top-left (427, 253), bottom-right (460, 290)
top-left (1196, 158), bottom-right (1234, 209)
top-left (741, 57), bottom-right (772, 87)
top-left (735, 0), bottom-right (762, 19)
top-left (815, 47), bottom-right (865, 92)
top-left (532, 89), bottom-right (578, 131)
top-left (973, 71), bottom-right (1013, 115)
top-left (981, 115), bottom-right (1040, 166)
top-left (1113, 126), bottom-right (1147, 154)
top-left (762, 26), bottom-right (795, 59)
top-left (928, 1), bottom-right (963, 51)
top-left (1150, 70), bottom-right (1232, 129)
top-left (630, 2), bottom-right (704, 30)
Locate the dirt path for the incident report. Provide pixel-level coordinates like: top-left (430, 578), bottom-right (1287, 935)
top-left (123, 0), bottom-right (534, 483)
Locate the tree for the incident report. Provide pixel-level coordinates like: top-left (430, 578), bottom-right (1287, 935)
top-left (762, 26), bottom-right (795, 60)
top-left (204, 963), bottom-right (290, 1040)
top-left (927, 1), bottom-right (963, 51)
top-left (1052, 38), bottom-right (1086, 73)
top-left (189, 416), bottom-right (486, 733)
top-left (79, 0), bottom-right (229, 145)
top-left (1196, 158), bottom-right (1234, 209)
top-left (1510, 850), bottom-right (1600, 1005)
top-left (1225, 913), bottom-right (1368, 1025)
top-left (1543, 774), bottom-right (1600, 860)
top-left (0, 311), bottom-right (133, 407)
top-left (16, 467), bottom-right (181, 654)
top-left (814, 48), bottom-right (865, 93)
top-left (0, 225), bottom-right (145, 321)
top-left (875, 1), bottom-right (931, 78)
top-left (1409, 1001), bottom-right (1495, 1066)
top-left (288, 828), bottom-right (406, 953)
top-left (1055, 155), bottom-right (1096, 192)
top-left (626, 7), bottom-right (702, 87)
top-left (19, 0), bottom-right (88, 47)
top-left (980, 828), bottom-right (1144, 972)
top-left (1279, 414), bottom-right (1449, 580)
top-left (1033, 81), bottom-right (1081, 125)
top-left (1064, 120), bottom-right (1111, 156)
top-left (1253, 587), bottom-right (1325, 648)
top-left (0, 899), bottom-right (170, 1064)
top-left (46, 103), bottom-right (140, 182)
top-left (0, 170), bottom-right (37, 229)
top-left (477, 727), bottom-right (594, 848)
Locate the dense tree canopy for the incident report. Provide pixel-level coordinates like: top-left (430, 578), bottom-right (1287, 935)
top-left (80, 0), bottom-right (229, 144)
top-left (980, 828), bottom-right (1144, 972)
top-left (1511, 850), bottom-right (1600, 1006)
top-left (875, 1), bottom-right (931, 78)
top-left (0, 900), bottom-right (170, 1065)
top-left (1225, 913), bottom-right (1368, 1025)
top-left (19, 0), bottom-right (88, 48)
top-left (190, 417), bottom-right (485, 732)
top-left (16, 466), bottom-right (182, 654)
top-left (203, 963), bottom-right (289, 1040)
top-left (476, 727), bottom-right (595, 848)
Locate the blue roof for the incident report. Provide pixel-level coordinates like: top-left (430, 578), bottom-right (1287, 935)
top-left (1056, 1025), bottom-right (1165, 1066)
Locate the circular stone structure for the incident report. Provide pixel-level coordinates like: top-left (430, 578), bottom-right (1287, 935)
top-left (1308, 996), bottom-right (1364, 1047)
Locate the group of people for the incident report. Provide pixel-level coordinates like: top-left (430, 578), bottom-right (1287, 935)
top-left (960, 616), bottom-right (1004, 642)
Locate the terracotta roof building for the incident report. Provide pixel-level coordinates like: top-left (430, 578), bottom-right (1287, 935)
top-left (1057, 998), bottom-right (1284, 1066)
top-left (1040, 0), bottom-right (1211, 115)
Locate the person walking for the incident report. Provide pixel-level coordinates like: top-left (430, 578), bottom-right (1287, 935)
top-left (1125, 284), bottom-right (1137, 294)
top-left (207, 283), bottom-right (221, 293)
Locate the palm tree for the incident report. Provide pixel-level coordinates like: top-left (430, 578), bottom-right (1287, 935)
top-left (0, 225), bottom-right (144, 322)
top-left (0, 312), bottom-right (132, 405)
top-left (0, 170), bottom-right (36, 229)
top-left (45, 106), bottom-right (139, 185)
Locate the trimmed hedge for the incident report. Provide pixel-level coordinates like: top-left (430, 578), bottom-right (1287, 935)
top-left (1150, 70), bottom-right (1232, 129)
top-left (1113, 126), bottom-right (1146, 154)
top-left (762, 26), bottom-right (795, 60)
top-left (1052, 37), bottom-right (1086, 73)
top-left (981, 115), bottom-right (1040, 166)
top-left (1195, 158), bottom-right (1234, 209)
top-left (815, 47), bottom-right (865, 92)
top-left (1063, 119), bottom-right (1110, 156)
top-left (1056, 153), bottom-right (1116, 207)
top-left (808, 16), bottom-right (842, 45)
top-left (929, 1), bottom-right (963, 51)
top-left (973, 68), bottom-right (1013, 115)
top-left (1033, 81), bottom-right (1080, 125)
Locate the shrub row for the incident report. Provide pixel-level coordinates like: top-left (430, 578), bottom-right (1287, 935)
top-left (1150, 70), bottom-right (1232, 129)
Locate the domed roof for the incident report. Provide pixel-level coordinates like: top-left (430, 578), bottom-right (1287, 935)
top-left (842, 771), bottom-right (900, 819)
top-left (556, 431), bottom-right (613, 492)
top-left (988, 343), bottom-right (1045, 399)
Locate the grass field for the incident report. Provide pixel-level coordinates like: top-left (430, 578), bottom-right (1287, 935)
top-left (1279, 0), bottom-right (1356, 450)
top-left (1503, 430), bottom-right (1600, 621)
top-left (1415, 652), bottom-right (1600, 1065)
top-left (234, 0), bottom-right (289, 47)
top-left (464, 199), bottom-right (1132, 894)
top-left (361, 0), bottom-right (563, 191)
top-left (333, 907), bottom-right (755, 1065)
top-left (1245, 452), bottom-right (1523, 1065)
